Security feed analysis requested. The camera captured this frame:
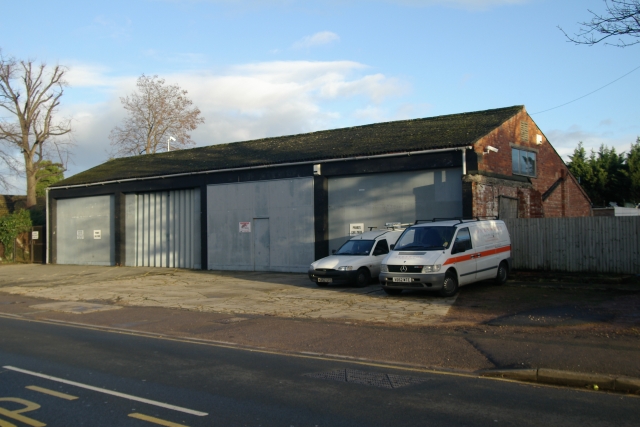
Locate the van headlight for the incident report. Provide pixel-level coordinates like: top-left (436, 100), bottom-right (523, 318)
top-left (380, 264), bottom-right (388, 273)
top-left (337, 266), bottom-right (353, 271)
top-left (422, 265), bottom-right (442, 273)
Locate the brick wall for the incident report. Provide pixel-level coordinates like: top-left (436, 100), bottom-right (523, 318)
top-left (470, 108), bottom-right (591, 218)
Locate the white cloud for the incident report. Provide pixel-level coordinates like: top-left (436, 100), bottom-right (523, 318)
top-left (293, 31), bottom-right (340, 49)
top-left (64, 63), bottom-right (128, 88)
top-left (52, 59), bottom-right (409, 183)
top-left (353, 102), bottom-right (433, 123)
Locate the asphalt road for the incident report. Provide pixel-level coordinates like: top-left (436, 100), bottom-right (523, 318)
top-left (0, 316), bottom-right (638, 427)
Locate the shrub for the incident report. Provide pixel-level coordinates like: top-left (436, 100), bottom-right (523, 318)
top-left (0, 210), bottom-right (33, 260)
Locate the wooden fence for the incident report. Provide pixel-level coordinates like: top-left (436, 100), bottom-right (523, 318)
top-left (504, 217), bottom-right (640, 274)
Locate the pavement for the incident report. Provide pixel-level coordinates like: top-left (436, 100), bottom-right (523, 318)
top-left (0, 264), bottom-right (639, 393)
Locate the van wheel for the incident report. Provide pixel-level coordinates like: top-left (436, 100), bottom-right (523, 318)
top-left (495, 261), bottom-right (508, 285)
top-left (383, 287), bottom-right (402, 295)
top-left (355, 268), bottom-right (371, 287)
top-left (439, 272), bottom-right (458, 297)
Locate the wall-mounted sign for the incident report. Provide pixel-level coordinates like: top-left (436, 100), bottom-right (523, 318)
top-left (31, 231), bottom-right (39, 240)
top-left (239, 222), bottom-right (251, 233)
top-left (94, 230), bottom-right (102, 239)
top-left (77, 230), bottom-right (84, 240)
top-left (350, 223), bottom-right (364, 235)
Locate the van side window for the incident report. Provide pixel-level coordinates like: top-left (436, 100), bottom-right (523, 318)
top-left (454, 228), bottom-right (472, 252)
top-left (373, 239), bottom-right (389, 256)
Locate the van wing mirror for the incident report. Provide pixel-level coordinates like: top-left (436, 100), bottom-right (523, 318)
top-left (332, 249), bottom-right (336, 254)
top-left (390, 244), bottom-right (395, 250)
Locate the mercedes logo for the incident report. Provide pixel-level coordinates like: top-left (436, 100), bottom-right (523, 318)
top-left (400, 265), bottom-right (407, 272)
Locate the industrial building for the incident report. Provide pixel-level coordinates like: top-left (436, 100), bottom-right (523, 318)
top-left (47, 105), bottom-right (592, 272)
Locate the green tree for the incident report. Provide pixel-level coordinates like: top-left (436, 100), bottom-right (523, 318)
top-left (568, 142), bottom-right (594, 187)
top-left (592, 145), bottom-right (628, 206)
top-left (35, 160), bottom-right (64, 197)
top-left (568, 140), bottom-right (640, 206)
top-left (627, 137), bottom-right (640, 203)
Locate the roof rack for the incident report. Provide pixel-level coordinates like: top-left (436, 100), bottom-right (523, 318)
top-left (380, 222), bottom-right (412, 230)
top-left (414, 216), bottom-right (499, 225)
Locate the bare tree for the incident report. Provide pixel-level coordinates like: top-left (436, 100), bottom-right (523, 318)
top-left (560, 0), bottom-right (640, 47)
top-left (0, 52), bottom-right (71, 207)
top-left (109, 74), bottom-right (204, 157)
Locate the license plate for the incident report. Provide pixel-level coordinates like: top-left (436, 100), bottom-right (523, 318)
top-left (318, 278), bottom-right (333, 283)
top-left (393, 277), bottom-right (412, 283)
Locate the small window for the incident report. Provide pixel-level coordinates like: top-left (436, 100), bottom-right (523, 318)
top-left (373, 239), bottom-right (389, 255)
top-left (512, 148), bottom-right (536, 177)
top-left (454, 228), bottom-right (472, 252)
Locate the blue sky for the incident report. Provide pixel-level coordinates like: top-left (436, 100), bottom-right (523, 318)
top-left (1, 0), bottom-right (638, 190)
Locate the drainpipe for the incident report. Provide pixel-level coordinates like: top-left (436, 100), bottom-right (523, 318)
top-left (462, 149), bottom-right (467, 175)
top-left (45, 187), bottom-right (49, 264)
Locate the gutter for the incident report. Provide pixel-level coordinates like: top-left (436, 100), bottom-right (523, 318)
top-left (51, 146), bottom-right (474, 190)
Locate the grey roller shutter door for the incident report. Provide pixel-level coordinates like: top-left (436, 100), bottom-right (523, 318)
top-left (328, 169), bottom-right (463, 253)
top-left (56, 195), bottom-right (115, 266)
top-left (127, 189), bottom-right (201, 268)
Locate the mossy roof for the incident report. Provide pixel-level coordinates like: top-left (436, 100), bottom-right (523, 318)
top-left (54, 105), bottom-right (523, 187)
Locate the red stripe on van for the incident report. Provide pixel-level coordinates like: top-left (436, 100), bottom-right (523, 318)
top-left (443, 254), bottom-right (474, 265)
top-left (443, 245), bottom-right (511, 265)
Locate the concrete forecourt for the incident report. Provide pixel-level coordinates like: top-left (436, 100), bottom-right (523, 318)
top-left (0, 264), bottom-right (638, 394)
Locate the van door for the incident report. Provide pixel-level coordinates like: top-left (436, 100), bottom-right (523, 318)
top-left (449, 227), bottom-right (477, 285)
top-left (370, 239), bottom-right (390, 277)
top-left (473, 222), bottom-right (500, 281)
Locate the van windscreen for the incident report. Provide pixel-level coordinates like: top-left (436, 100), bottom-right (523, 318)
top-left (335, 240), bottom-right (375, 256)
top-left (394, 227), bottom-right (456, 251)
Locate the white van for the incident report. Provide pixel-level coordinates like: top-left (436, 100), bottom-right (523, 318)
top-left (308, 230), bottom-right (404, 287)
top-left (379, 219), bottom-right (511, 297)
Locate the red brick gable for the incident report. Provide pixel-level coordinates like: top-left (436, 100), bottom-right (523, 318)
top-left (467, 108), bottom-right (591, 218)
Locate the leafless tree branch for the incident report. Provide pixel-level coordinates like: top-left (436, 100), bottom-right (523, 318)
top-left (109, 74), bottom-right (204, 157)
top-left (560, 0), bottom-right (640, 47)
top-left (0, 50), bottom-right (72, 206)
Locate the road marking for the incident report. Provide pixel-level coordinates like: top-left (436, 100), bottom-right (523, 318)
top-left (3, 366), bottom-right (207, 417)
top-left (25, 385), bottom-right (78, 400)
top-left (129, 413), bottom-right (189, 427)
top-left (0, 398), bottom-right (45, 427)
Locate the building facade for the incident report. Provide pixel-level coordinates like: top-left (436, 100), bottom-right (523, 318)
top-left (47, 106), bottom-right (592, 272)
